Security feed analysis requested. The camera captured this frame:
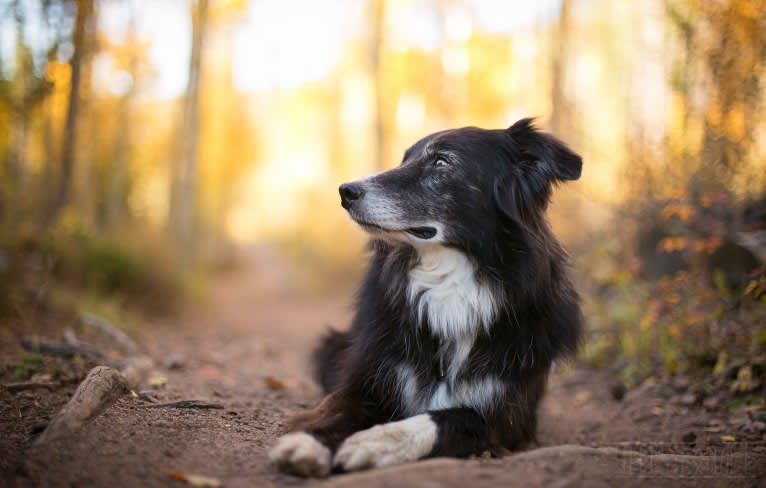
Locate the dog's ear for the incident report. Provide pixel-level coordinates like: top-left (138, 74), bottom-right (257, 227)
top-left (494, 119), bottom-right (582, 222)
top-left (507, 118), bottom-right (582, 182)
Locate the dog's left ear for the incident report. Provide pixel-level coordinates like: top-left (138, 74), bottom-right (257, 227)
top-left (494, 119), bottom-right (583, 222)
top-left (507, 118), bottom-right (582, 182)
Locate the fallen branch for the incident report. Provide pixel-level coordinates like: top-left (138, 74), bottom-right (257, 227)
top-left (3, 381), bottom-right (59, 392)
top-left (81, 313), bottom-right (138, 353)
top-left (141, 400), bottom-right (224, 410)
top-left (62, 327), bottom-right (80, 347)
top-left (21, 336), bottom-right (105, 361)
top-left (35, 366), bottom-right (128, 445)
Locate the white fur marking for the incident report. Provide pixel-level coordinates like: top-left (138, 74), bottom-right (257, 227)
top-left (408, 246), bottom-right (499, 338)
top-left (333, 414), bottom-right (437, 472)
top-left (426, 377), bottom-right (507, 413)
top-left (269, 432), bottom-right (331, 478)
top-left (447, 334), bottom-right (475, 383)
top-left (395, 366), bottom-right (506, 417)
top-left (396, 364), bottom-right (419, 414)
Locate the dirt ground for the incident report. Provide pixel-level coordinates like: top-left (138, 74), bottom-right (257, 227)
top-left (2, 246), bottom-right (766, 487)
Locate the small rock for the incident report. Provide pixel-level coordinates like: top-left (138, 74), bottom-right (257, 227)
top-left (731, 416), bottom-right (750, 428)
top-left (30, 422), bottom-right (49, 435)
top-left (138, 390), bottom-right (159, 402)
top-left (679, 393), bottom-right (698, 406)
top-left (671, 376), bottom-right (691, 391)
top-left (163, 355), bottom-right (186, 370)
top-left (749, 421), bottom-right (766, 432)
top-left (681, 431), bottom-right (696, 445)
top-left (610, 382), bottom-right (626, 401)
top-left (703, 396), bottom-right (721, 411)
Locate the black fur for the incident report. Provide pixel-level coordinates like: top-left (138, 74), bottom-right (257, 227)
top-left (311, 328), bottom-right (351, 393)
top-left (286, 119), bottom-right (583, 465)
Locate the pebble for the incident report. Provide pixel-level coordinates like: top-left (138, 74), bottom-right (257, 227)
top-left (163, 355), bottom-right (186, 370)
top-left (610, 383), bottom-right (626, 401)
top-left (671, 376), bottom-right (691, 391)
top-left (677, 393), bottom-right (697, 406)
top-left (703, 396), bottom-right (721, 411)
top-left (681, 431), bottom-right (696, 445)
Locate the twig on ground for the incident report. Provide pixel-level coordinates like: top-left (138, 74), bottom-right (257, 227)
top-left (34, 366), bottom-right (128, 445)
top-left (20, 335), bottom-right (105, 361)
top-left (141, 400), bottom-right (224, 410)
top-left (3, 381), bottom-right (59, 392)
top-left (20, 333), bottom-right (156, 389)
top-left (80, 313), bottom-right (139, 353)
top-left (62, 327), bottom-right (80, 346)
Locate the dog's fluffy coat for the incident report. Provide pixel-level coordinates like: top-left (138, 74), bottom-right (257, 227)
top-left (270, 119), bottom-right (583, 477)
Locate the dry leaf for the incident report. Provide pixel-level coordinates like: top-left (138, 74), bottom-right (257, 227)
top-left (149, 375), bottom-right (168, 388)
top-left (721, 435), bottom-right (736, 443)
top-left (264, 376), bottom-right (286, 391)
top-left (168, 471), bottom-right (186, 481)
top-left (651, 406), bottom-right (663, 416)
top-left (573, 390), bottom-right (591, 406)
top-left (167, 471), bottom-right (221, 487)
top-left (186, 474), bottom-right (221, 487)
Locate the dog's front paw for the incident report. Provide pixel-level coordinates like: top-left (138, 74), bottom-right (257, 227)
top-left (333, 414), bottom-right (437, 472)
top-left (269, 432), bottom-right (331, 477)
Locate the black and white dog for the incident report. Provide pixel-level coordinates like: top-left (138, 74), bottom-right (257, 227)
top-left (270, 119), bottom-right (583, 477)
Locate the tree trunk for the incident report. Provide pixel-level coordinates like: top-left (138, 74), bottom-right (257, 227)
top-left (370, 0), bottom-right (386, 171)
top-left (169, 0), bottom-right (208, 260)
top-left (550, 0), bottom-right (572, 137)
top-left (106, 8), bottom-right (139, 229)
top-left (47, 0), bottom-right (92, 223)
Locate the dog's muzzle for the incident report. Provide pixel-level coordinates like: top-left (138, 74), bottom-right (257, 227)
top-left (338, 181), bottom-right (438, 240)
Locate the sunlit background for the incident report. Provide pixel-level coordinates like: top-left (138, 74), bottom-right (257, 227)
top-left (0, 0), bottom-right (708, 243)
top-left (1, 0), bottom-right (766, 386)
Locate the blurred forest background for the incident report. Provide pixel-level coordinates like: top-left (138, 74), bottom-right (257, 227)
top-left (1, 0), bottom-right (765, 399)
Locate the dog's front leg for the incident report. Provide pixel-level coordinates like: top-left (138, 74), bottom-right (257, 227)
top-left (269, 389), bottom-right (375, 477)
top-left (333, 407), bottom-right (490, 472)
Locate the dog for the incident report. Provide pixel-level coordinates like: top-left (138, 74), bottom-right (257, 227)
top-left (270, 119), bottom-right (584, 477)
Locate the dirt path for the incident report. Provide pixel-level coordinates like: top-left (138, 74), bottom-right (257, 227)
top-left (10, 246), bottom-right (766, 487)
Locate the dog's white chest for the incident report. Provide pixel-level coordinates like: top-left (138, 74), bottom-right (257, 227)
top-left (407, 246), bottom-right (498, 338)
top-left (396, 364), bottom-right (506, 416)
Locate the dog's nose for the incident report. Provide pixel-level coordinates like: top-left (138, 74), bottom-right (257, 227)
top-left (339, 183), bottom-right (364, 209)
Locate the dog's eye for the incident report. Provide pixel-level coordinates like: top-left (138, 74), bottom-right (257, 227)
top-left (433, 159), bottom-right (449, 169)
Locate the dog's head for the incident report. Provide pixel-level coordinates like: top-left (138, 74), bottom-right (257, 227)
top-left (339, 118), bottom-right (581, 249)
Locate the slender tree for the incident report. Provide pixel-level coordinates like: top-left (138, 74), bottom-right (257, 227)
top-left (369, 0), bottom-right (386, 170)
top-left (48, 0), bottom-right (92, 223)
top-left (169, 0), bottom-right (209, 259)
top-left (550, 0), bottom-right (572, 137)
top-left (106, 3), bottom-right (139, 228)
